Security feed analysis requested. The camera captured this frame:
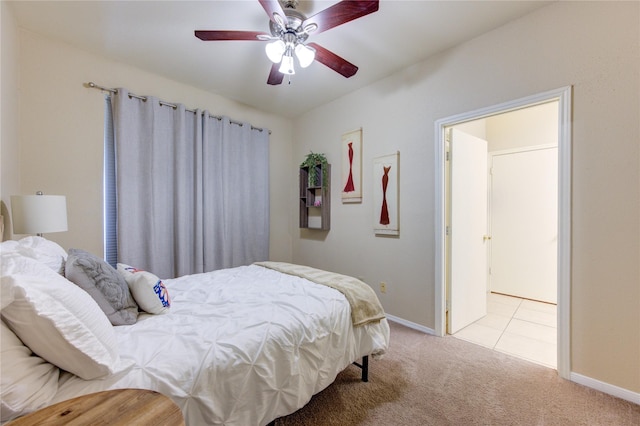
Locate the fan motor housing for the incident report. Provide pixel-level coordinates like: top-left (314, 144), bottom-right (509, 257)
top-left (269, 9), bottom-right (309, 42)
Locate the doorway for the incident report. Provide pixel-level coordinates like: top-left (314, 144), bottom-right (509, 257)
top-left (434, 87), bottom-right (572, 379)
top-left (446, 107), bottom-right (558, 368)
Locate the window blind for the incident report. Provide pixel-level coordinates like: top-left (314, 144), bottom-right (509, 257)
top-left (103, 95), bottom-right (117, 267)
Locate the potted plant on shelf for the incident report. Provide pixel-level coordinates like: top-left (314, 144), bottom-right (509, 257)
top-left (300, 151), bottom-right (329, 188)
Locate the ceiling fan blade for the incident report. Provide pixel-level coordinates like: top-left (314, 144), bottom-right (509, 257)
top-left (258, 0), bottom-right (286, 25)
top-left (307, 43), bottom-right (358, 78)
top-left (303, 0), bottom-right (379, 35)
top-left (195, 30), bottom-right (268, 41)
top-left (267, 63), bottom-right (284, 85)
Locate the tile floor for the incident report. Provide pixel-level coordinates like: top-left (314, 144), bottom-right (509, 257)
top-left (452, 292), bottom-right (557, 369)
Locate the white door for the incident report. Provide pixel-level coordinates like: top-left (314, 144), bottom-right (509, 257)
top-left (448, 129), bottom-right (489, 334)
top-left (490, 147), bottom-right (558, 303)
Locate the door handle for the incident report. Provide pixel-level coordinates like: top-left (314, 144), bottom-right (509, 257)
top-left (483, 235), bottom-right (492, 242)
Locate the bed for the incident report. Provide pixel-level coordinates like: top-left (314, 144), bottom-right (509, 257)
top-left (0, 237), bottom-right (390, 425)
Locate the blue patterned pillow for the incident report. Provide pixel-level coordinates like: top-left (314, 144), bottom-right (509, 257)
top-left (117, 264), bottom-right (170, 314)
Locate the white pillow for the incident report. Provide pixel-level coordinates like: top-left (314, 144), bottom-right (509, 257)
top-left (1, 254), bottom-right (119, 380)
top-left (1, 320), bottom-right (60, 423)
top-left (16, 236), bottom-right (67, 274)
top-left (0, 240), bottom-right (19, 254)
top-left (117, 263), bottom-right (171, 314)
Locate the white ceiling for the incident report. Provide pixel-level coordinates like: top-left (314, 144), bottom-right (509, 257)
top-left (9, 0), bottom-right (551, 118)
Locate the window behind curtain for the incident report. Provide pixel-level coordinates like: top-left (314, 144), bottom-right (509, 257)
top-left (104, 95), bottom-right (117, 267)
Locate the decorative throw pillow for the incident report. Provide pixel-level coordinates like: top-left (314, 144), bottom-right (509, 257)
top-left (117, 263), bottom-right (171, 314)
top-left (1, 320), bottom-right (60, 423)
top-left (65, 249), bottom-right (138, 326)
top-left (0, 254), bottom-right (119, 381)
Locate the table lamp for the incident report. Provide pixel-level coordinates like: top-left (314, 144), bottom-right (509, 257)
top-left (11, 191), bottom-right (68, 237)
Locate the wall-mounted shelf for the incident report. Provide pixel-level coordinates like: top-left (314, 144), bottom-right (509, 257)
top-left (299, 163), bottom-right (330, 230)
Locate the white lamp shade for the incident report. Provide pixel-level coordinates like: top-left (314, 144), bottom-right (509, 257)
top-left (295, 44), bottom-right (315, 68)
top-left (11, 195), bottom-right (68, 234)
top-left (265, 40), bottom-right (285, 63)
top-left (279, 54), bottom-right (296, 75)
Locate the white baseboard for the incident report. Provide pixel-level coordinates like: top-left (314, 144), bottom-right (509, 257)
top-left (570, 372), bottom-right (640, 405)
top-left (386, 314), bottom-right (436, 335)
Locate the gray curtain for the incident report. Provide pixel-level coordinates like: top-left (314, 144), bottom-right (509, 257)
top-left (111, 89), bottom-right (269, 279)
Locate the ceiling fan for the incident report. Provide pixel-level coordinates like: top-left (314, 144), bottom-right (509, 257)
top-left (195, 0), bottom-right (379, 85)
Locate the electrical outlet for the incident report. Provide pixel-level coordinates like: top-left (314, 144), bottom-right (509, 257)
top-left (380, 282), bottom-right (387, 293)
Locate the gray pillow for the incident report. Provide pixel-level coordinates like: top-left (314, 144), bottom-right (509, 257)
top-left (65, 249), bottom-right (138, 325)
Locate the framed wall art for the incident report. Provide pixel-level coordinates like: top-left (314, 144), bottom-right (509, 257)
top-left (341, 129), bottom-right (362, 203)
top-left (373, 152), bottom-right (399, 236)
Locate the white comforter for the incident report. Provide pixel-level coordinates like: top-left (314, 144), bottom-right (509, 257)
top-left (52, 264), bottom-right (390, 425)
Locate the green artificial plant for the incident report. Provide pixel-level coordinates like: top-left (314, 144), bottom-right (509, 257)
top-left (300, 151), bottom-right (329, 188)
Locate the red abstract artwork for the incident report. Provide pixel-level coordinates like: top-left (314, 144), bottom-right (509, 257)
top-left (379, 166), bottom-right (391, 225)
top-left (341, 129), bottom-right (362, 203)
top-left (343, 142), bottom-right (355, 192)
top-left (373, 152), bottom-right (399, 236)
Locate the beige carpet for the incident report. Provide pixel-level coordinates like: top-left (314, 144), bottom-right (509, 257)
top-left (277, 321), bottom-right (640, 425)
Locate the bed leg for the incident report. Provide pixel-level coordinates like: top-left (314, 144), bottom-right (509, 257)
top-left (352, 355), bottom-right (369, 382)
top-left (362, 355), bottom-right (369, 382)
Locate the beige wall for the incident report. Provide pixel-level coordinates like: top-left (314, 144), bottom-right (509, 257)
top-left (292, 1), bottom-right (639, 393)
top-left (9, 26), bottom-right (293, 261)
top-left (1, 1), bottom-right (21, 241)
top-left (451, 101), bottom-right (558, 151)
top-left (485, 101), bottom-right (558, 151)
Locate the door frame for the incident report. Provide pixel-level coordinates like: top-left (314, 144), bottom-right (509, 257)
top-left (434, 86), bottom-right (572, 379)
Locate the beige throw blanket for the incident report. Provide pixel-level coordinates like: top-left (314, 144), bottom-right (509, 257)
top-left (254, 261), bottom-right (386, 326)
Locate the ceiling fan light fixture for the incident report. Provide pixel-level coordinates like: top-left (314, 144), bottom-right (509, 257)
top-left (194, 0), bottom-right (381, 85)
top-left (295, 43), bottom-right (315, 68)
top-left (279, 53), bottom-right (296, 75)
top-left (265, 39), bottom-right (286, 63)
